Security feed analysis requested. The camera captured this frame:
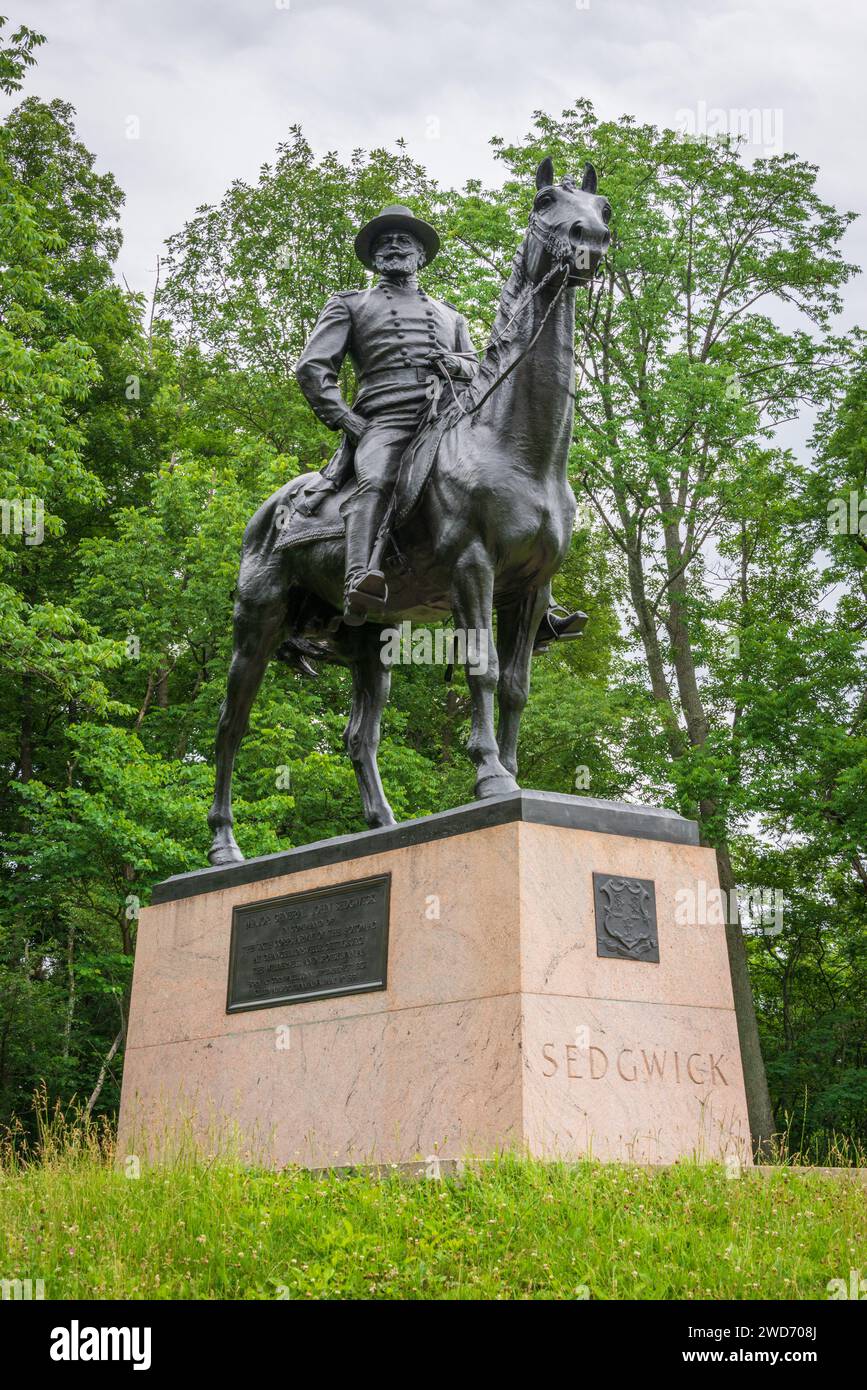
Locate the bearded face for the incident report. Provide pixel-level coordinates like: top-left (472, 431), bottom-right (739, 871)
top-left (371, 229), bottom-right (426, 277)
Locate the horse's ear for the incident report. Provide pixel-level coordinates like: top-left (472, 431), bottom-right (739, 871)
top-left (535, 157), bottom-right (555, 190)
top-left (581, 162), bottom-right (598, 194)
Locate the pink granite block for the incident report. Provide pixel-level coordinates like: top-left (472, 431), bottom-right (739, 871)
top-left (118, 807), bottom-right (753, 1168)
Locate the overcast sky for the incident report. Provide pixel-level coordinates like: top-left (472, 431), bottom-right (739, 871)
top-left (4, 0), bottom-right (865, 328)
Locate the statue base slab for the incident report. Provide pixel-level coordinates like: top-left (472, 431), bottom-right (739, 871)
top-left (118, 792), bottom-right (753, 1168)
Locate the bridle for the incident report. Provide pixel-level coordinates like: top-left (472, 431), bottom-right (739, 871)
top-left (527, 210), bottom-right (574, 266)
top-left (428, 213), bottom-right (581, 422)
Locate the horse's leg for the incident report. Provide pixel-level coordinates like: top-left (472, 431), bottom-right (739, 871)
top-left (495, 583), bottom-right (551, 778)
top-left (344, 625), bottom-right (396, 828)
top-left (207, 585), bottom-right (286, 866)
top-left (451, 544), bottom-right (518, 799)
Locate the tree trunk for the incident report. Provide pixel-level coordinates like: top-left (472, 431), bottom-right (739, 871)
top-left (655, 500), bottom-right (776, 1155)
top-left (63, 919), bottom-right (76, 1061)
top-left (623, 536), bottom-right (689, 764)
top-left (19, 676), bottom-right (33, 781)
top-left (85, 1028), bottom-right (124, 1119)
top-left (715, 842), bottom-right (776, 1154)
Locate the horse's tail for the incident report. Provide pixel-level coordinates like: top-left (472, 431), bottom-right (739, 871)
top-left (273, 582), bottom-right (343, 677)
top-left (274, 633), bottom-right (324, 678)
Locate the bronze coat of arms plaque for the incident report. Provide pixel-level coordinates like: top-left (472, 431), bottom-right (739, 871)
top-left (227, 873), bottom-right (390, 1013)
top-left (593, 873), bottom-right (659, 962)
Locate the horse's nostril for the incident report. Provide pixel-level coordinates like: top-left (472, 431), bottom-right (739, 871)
top-left (570, 221), bottom-right (584, 244)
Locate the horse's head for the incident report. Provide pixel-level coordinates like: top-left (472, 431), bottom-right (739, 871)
top-left (527, 157), bottom-right (610, 287)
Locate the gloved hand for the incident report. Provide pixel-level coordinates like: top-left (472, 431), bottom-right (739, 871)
top-left (340, 409), bottom-right (370, 444)
top-left (436, 353), bottom-right (478, 382)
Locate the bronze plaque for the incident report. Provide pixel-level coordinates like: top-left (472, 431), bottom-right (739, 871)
top-left (593, 872), bottom-right (659, 962)
top-left (227, 873), bottom-right (390, 1013)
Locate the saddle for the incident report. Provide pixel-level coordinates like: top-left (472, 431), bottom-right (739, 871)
top-left (272, 397), bottom-right (463, 556)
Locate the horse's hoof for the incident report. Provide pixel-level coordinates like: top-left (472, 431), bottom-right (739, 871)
top-left (366, 809), bottom-right (397, 829)
top-left (475, 772), bottom-right (519, 800)
top-left (208, 842), bottom-right (245, 867)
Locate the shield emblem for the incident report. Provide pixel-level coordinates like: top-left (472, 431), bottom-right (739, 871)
top-left (593, 874), bottom-right (659, 962)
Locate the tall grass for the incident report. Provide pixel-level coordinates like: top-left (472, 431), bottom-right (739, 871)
top-left (0, 1086), bottom-right (114, 1174)
top-left (1, 1096), bottom-right (865, 1301)
top-left (766, 1092), bottom-right (867, 1168)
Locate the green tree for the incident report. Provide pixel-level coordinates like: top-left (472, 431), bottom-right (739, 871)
top-left (485, 100), bottom-right (860, 1148)
top-left (0, 20), bottom-right (149, 1125)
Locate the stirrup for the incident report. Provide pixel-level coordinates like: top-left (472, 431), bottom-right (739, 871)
top-left (550, 608), bottom-right (587, 639)
top-left (343, 569), bottom-right (388, 625)
top-left (533, 605), bottom-right (587, 653)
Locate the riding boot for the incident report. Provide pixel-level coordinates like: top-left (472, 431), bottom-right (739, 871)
top-left (533, 604), bottom-right (588, 653)
top-left (340, 486), bottom-right (389, 625)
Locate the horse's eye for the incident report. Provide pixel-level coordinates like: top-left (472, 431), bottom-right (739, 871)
top-left (601, 205), bottom-right (611, 224)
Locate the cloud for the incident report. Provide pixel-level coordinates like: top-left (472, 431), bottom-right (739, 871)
top-left (3, 0), bottom-right (863, 333)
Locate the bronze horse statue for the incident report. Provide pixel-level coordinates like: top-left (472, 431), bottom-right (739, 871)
top-left (207, 158), bottom-right (611, 865)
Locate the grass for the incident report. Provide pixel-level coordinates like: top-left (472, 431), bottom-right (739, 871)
top-left (1, 1107), bottom-right (865, 1300)
top-left (770, 1101), bottom-right (867, 1169)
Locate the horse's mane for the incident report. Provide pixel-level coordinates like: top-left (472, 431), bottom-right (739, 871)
top-left (475, 237), bottom-right (531, 389)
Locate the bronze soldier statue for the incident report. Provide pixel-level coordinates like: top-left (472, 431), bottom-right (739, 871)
top-left (294, 204), bottom-right (477, 624)
top-left (293, 203), bottom-right (583, 644)
top-left (208, 161), bottom-right (606, 862)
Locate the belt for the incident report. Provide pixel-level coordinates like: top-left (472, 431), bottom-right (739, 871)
top-left (359, 365), bottom-right (437, 387)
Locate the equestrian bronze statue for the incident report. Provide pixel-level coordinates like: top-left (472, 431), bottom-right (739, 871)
top-left (207, 157), bottom-right (611, 865)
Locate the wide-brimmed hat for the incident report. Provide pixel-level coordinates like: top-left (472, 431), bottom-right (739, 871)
top-left (354, 204), bottom-right (440, 269)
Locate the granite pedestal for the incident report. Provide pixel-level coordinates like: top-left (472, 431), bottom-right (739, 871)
top-left (117, 792), bottom-right (752, 1168)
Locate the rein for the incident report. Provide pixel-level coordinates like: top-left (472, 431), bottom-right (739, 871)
top-left (458, 263), bottom-right (571, 418)
top-left (433, 253), bottom-right (571, 421)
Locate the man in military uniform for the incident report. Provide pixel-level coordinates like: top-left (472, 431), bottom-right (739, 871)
top-left (295, 204), bottom-right (477, 624)
top-left (294, 203), bottom-right (587, 647)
